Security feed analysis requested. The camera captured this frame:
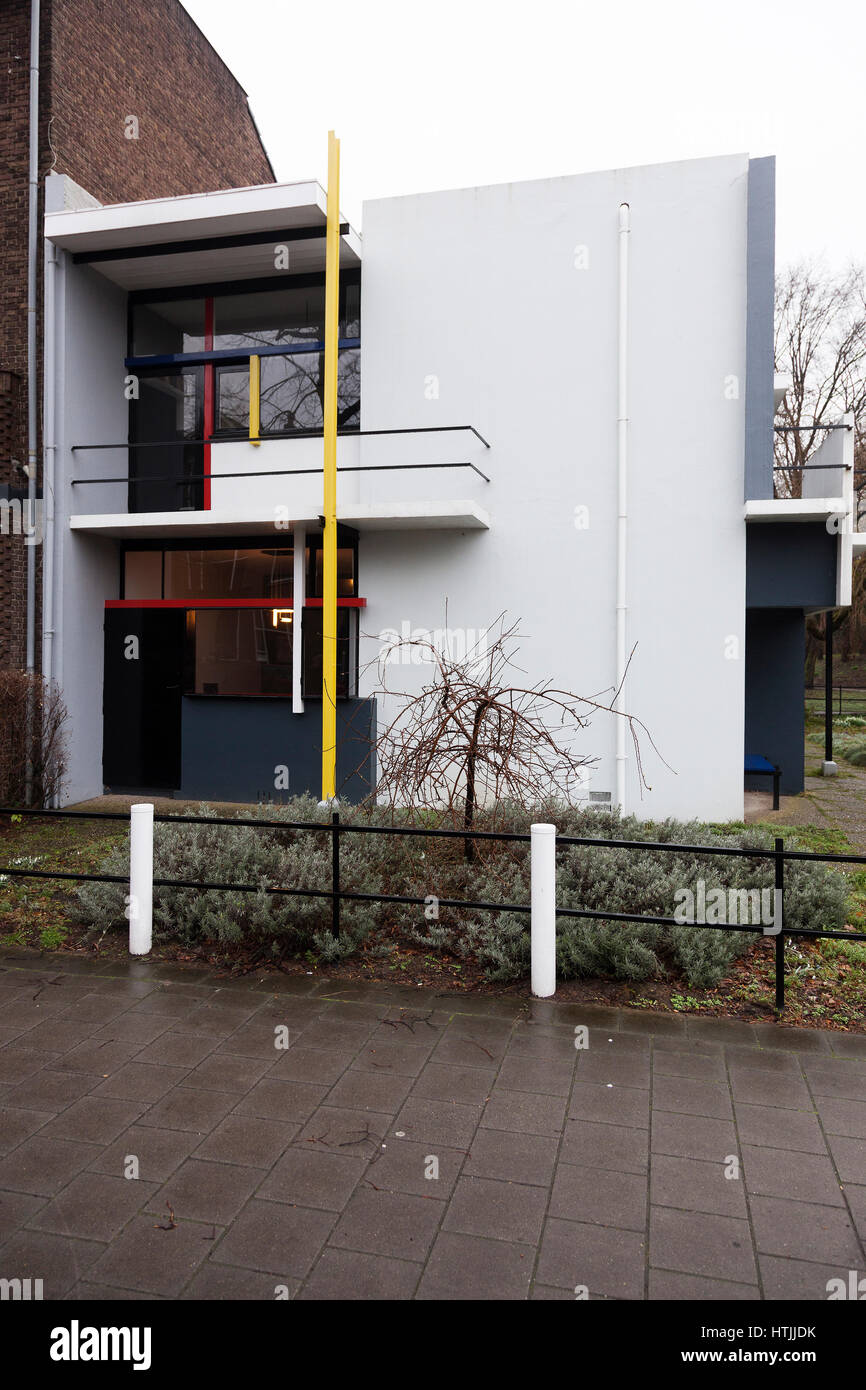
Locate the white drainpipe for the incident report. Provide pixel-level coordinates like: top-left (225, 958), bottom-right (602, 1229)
top-left (42, 240), bottom-right (57, 700)
top-left (615, 202), bottom-right (630, 814)
top-left (25, 0), bottom-right (40, 678)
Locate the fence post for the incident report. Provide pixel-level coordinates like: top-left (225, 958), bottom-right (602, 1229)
top-left (331, 811), bottom-right (340, 939)
top-left (774, 835), bottom-right (785, 1013)
top-left (530, 823), bottom-right (556, 998)
top-left (129, 803), bottom-right (153, 956)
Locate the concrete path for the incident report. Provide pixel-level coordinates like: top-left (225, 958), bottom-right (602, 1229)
top-left (0, 952), bottom-right (863, 1301)
top-left (745, 737), bottom-right (866, 853)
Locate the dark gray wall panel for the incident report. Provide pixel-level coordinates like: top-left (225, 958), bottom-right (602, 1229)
top-left (746, 522), bottom-right (837, 609)
top-left (180, 698), bottom-right (377, 803)
top-left (744, 608), bottom-right (805, 795)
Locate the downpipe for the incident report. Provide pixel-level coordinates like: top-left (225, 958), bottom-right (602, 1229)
top-left (615, 202), bottom-right (630, 814)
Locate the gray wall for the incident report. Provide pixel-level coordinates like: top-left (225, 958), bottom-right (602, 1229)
top-left (746, 523), bottom-right (837, 609)
top-left (180, 697), bottom-right (377, 804)
top-left (744, 157), bottom-right (776, 501)
top-left (744, 608), bottom-right (805, 795)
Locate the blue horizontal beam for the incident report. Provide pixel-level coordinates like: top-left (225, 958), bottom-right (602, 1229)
top-left (125, 339), bottom-right (361, 369)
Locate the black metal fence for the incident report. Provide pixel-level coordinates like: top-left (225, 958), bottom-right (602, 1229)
top-left (2, 806), bottom-right (866, 1015)
top-left (805, 685), bottom-right (866, 719)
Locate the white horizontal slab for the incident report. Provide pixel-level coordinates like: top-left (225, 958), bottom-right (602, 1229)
top-left (69, 499), bottom-right (490, 539)
top-left (744, 497), bottom-right (848, 522)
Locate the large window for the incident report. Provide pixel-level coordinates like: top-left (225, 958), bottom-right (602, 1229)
top-left (123, 541), bottom-right (357, 602)
top-left (120, 541), bottom-right (359, 699)
top-left (127, 276), bottom-right (361, 510)
top-left (188, 608), bottom-right (293, 697)
top-left (123, 546), bottom-right (296, 602)
top-left (164, 547), bottom-right (293, 602)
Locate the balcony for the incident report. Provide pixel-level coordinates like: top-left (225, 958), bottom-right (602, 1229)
top-left (744, 412), bottom-right (855, 608)
top-left (69, 424), bottom-right (492, 537)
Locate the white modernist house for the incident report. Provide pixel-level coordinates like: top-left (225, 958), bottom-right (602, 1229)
top-left (40, 153), bottom-right (855, 820)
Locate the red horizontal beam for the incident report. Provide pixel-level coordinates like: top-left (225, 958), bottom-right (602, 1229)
top-left (105, 597), bottom-right (366, 609)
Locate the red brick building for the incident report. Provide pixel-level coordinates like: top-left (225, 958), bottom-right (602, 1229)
top-left (0, 0), bottom-right (274, 668)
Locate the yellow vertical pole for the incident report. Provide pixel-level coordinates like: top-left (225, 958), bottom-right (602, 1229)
top-left (249, 354), bottom-right (261, 446)
top-left (321, 130), bottom-right (340, 802)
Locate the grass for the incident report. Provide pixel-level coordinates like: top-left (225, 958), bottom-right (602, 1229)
top-left (0, 813), bottom-right (125, 948)
top-left (710, 818), bottom-right (851, 855)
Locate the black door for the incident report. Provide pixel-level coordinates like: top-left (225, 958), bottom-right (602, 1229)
top-left (129, 366), bottom-right (204, 513)
top-left (103, 609), bottom-right (185, 790)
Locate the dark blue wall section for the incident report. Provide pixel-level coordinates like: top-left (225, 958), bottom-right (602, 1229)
top-left (746, 522), bottom-right (837, 609)
top-left (745, 609), bottom-right (805, 795)
top-left (744, 157), bottom-right (776, 502)
top-left (180, 698), bottom-right (377, 804)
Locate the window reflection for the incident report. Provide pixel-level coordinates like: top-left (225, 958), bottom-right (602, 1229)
top-left (189, 608), bottom-right (292, 696)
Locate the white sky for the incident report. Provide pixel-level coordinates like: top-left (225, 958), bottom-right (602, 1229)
top-left (182, 0), bottom-right (863, 271)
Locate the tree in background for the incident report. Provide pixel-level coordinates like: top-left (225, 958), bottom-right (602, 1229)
top-left (774, 261), bottom-right (866, 684)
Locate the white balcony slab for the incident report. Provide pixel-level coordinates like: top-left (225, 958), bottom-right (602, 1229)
top-left (69, 499), bottom-right (489, 538)
top-left (744, 497), bottom-right (848, 522)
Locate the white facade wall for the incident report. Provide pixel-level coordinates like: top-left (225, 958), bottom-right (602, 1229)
top-left (48, 154), bottom-right (753, 817)
top-left (356, 155), bottom-right (750, 820)
top-left (54, 262), bottom-right (127, 803)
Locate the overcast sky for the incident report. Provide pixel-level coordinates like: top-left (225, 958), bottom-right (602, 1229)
top-left (182, 0), bottom-right (863, 271)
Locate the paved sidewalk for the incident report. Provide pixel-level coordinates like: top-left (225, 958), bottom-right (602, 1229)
top-left (0, 951), bottom-right (864, 1301)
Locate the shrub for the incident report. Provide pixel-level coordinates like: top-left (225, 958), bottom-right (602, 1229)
top-left (76, 797), bottom-right (848, 989)
top-left (0, 671), bottom-right (67, 806)
top-left (75, 801), bottom-right (384, 957)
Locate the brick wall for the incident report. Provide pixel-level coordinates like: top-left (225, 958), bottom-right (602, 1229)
top-left (0, 1), bottom-right (32, 668)
top-left (0, 0), bottom-right (275, 669)
top-left (47, 0), bottom-right (275, 203)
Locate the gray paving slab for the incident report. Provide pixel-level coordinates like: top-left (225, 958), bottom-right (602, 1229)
top-left (0, 948), bottom-right (864, 1300)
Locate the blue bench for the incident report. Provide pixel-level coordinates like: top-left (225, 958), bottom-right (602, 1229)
top-left (744, 755), bottom-right (781, 810)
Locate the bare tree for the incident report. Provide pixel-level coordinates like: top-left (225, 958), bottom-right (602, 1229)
top-left (774, 260), bottom-right (866, 502)
top-left (364, 615), bottom-right (664, 853)
top-left (775, 261), bottom-right (866, 685)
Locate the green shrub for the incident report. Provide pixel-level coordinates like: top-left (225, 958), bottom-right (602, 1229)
top-left (76, 798), bottom-right (848, 989)
top-left (74, 800), bottom-right (383, 957)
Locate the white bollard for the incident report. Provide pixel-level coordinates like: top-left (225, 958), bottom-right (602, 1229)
top-left (129, 803), bottom-right (154, 956)
top-left (530, 822), bottom-right (557, 998)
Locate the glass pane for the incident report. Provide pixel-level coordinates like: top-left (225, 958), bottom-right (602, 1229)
top-left (259, 347), bottom-right (359, 434)
top-left (124, 550), bottom-right (162, 599)
top-left (131, 299), bottom-right (206, 356)
top-left (164, 548), bottom-right (294, 601)
top-left (302, 608), bottom-right (350, 699)
top-left (216, 366), bottom-right (250, 431)
top-left (190, 608), bottom-right (292, 697)
top-left (260, 352), bottom-right (323, 432)
top-left (129, 368), bottom-right (202, 513)
top-left (307, 544), bottom-right (355, 598)
top-left (338, 346), bottom-right (360, 427)
top-left (343, 280), bottom-right (360, 338)
top-left (213, 286), bottom-right (326, 350)
top-left (212, 280), bottom-right (360, 351)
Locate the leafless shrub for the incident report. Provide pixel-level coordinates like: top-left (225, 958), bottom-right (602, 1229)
top-left (363, 614), bottom-right (664, 853)
top-left (0, 670), bottom-right (68, 807)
